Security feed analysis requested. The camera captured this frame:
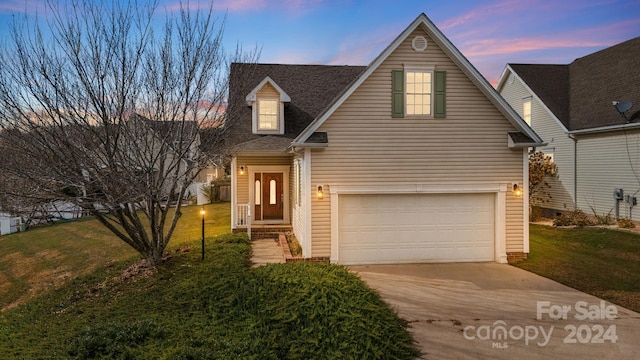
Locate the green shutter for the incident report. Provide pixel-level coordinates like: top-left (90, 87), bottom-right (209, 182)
top-left (434, 70), bottom-right (446, 118)
top-left (391, 70), bottom-right (404, 118)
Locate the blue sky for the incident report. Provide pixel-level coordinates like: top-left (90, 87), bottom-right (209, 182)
top-left (1, 0), bottom-right (639, 85)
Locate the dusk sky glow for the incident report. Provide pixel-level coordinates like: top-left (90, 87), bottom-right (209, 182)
top-left (1, 0), bottom-right (639, 85)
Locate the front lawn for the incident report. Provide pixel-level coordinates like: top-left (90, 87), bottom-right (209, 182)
top-left (0, 203), bottom-right (229, 310)
top-left (0, 233), bottom-right (419, 359)
top-left (516, 224), bottom-right (640, 312)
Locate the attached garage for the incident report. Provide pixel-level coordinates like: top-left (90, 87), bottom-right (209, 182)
top-left (337, 193), bottom-right (496, 265)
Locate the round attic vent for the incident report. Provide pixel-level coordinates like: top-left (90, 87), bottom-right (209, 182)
top-left (412, 36), bottom-right (428, 52)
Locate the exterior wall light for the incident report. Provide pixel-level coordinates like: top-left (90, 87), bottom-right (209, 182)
top-left (239, 165), bottom-right (246, 175)
top-left (317, 185), bottom-right (324, 199)
top-left (513, 183), bottom-right (523, 198)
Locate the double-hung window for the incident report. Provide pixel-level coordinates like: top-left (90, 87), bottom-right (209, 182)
top-left (406, 70), bottom-right (432, 116)
top-left (392, 66), bottom-right (446, 118)
top-left (258, 99), bottom-right (279, 130)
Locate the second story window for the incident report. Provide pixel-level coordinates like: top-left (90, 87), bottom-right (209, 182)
top-left (523, 97), bottom-right (532, 125)
top-left (392, 66), bottom-right (446, 118)
top-left (406, 70), bottom-right (432, 116)
top-left (246, 77), bottom-right (290, 135)
top-left (258, 99), bottom-right (279, 130)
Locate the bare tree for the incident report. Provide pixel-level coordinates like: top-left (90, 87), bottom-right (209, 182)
top-left (0, 0), bottom-right (256, 266)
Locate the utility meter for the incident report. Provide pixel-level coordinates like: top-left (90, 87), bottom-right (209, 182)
top-left (614, 188), bottom-right (624, 200)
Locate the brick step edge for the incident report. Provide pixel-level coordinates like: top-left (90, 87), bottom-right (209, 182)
top-left (278, 234), bottom-right (329, 263)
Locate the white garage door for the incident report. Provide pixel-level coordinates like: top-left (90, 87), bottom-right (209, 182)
top-left (338, 193), bottom-right (495, 264)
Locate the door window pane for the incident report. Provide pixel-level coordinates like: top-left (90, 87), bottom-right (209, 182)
top-left (255, 180), bottom-right (261, 205)
top-left (269, 180), bottom-right (277, 205)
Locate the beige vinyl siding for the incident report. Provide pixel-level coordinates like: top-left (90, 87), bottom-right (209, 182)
top-left (506, 186), bottom-right (524, 251)
top-left (576, 130), bottom-right (640, 221)
top-left (257, 83), bottom-right (279, 98)
top-left (500, 71), bottom-right (576, 212)
top-left (310, 27), bottom-right (525, 257)
top-left (235, 155), bottom-right (292, 207)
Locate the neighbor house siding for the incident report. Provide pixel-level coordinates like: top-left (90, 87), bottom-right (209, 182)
top-left (576, 130), bottom-right (640, 221)
top-left (309, 27), bottom-right (525, 257)
top-left (500, 72), bottom-right (576, 212)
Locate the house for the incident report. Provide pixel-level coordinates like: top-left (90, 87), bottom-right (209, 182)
top-left (224, 13), bottom-right (543, 265)
top-left (497, 37), bottom-right (640, 220)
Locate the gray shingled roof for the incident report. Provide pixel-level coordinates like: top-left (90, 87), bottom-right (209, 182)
top-left (509, 36), bottom-right (640, 131)
top-left (508, 131), bottom-right (536, 145)
top-left (509, 64), bottom-right (570, 128)
top-left (228, 136), bottom-right (293, 154)
top-left (220, 63), bottom-right (365, 153)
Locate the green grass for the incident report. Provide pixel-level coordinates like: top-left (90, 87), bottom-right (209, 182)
top-left (0, 233), bottom-right (419, 359)
top-left (0, 203), bottom-right (419, 358)
top-left (0, 203), bottom-right (229, 310)
top-left (516, 224), bottom-right (640, 312)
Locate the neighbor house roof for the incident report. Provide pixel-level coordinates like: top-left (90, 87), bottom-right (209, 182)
top-left (222, 63), bottom-right (365, 154)
top-left (504, 36), bottom-right (640, 133)
top-left (508, 64), bottom-right (570, 129)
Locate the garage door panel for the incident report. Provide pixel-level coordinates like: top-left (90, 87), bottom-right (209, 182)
top-left (338, 193), bottom-right (495, 264)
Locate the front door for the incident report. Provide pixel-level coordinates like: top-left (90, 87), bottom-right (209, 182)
top-left (261, 173), bottom-right (283, 220)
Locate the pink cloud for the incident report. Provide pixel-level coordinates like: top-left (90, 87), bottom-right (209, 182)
top-left (162, 0), bottom-right (323, 13)
top-left (440, 0), bottom-right (529, 31)
top-left (460, 17), bottom-right (640, 58)
top-left (162, 0), bottom-right (267, 12)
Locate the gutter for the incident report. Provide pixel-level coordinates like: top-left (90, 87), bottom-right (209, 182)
top-left (568, 122), bottom-right (640, 135)
top-left (289, 142), bottom-right (328, 149)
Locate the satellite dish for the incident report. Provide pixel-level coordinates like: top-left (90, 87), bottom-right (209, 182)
top-left (613, 100), bottom-right (633, 114)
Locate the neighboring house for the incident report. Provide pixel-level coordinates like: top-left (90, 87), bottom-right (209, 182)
top-left (129, 115), bottom-right (204, 201)
top-left (224, 13), bottom-right (543, 265)
top-left (497, 37), bottom-right (640, 220)
top-left (0, 212), bottom-right (21, 235)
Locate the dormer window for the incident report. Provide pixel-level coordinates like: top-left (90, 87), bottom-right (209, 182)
top-left (246, 76), bottom-right (291, 135)
top-left (258, 99), bottom-right (279, 130)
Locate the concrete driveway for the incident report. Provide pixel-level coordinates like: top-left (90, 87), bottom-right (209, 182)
top-left (349, 263), bottom-right (640, 359)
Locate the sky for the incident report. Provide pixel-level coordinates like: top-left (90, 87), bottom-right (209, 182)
top-left (0, 0), bottom-right (639, 85)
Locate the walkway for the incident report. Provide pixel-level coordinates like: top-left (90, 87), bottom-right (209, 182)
top-left (250, 237), bottom-right (285, 267)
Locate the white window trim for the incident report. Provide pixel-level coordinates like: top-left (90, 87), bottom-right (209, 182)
top-left (403, 64), bottom-right (435, 117)
top-left (252, 97), bottom-right (285, 134)
top-left (294, 159), bottom-right (302, 207)
top-left (248, 165), bottom-right (290, 225)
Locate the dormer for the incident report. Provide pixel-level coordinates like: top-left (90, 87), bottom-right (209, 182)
top-left (245, 76), bottom-right (291, 135)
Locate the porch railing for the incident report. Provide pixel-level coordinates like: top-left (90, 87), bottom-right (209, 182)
top-left (236, 204), bottom-right (252, 238)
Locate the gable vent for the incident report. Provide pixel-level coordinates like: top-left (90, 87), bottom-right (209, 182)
top-left (412, 36), bottom-right (428, 52)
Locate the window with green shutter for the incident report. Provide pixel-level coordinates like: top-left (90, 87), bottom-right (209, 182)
top-left (391, 70), bottom-right (404, 118)
top-left (391, 69), bottom-right (446, 118)
top-left (434, 70), bottom-right (446, 118)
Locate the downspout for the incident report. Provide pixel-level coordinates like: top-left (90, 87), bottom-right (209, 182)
top-left (569, 134), bottom-right (578, 210)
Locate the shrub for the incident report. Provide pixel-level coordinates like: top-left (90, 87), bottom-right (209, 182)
top-left (530, 206), bottom-right (544, 222)
top-left (617, 217), bottom-right (636, 229)
top-left (67, 320), bottom-right (165, 359)
top-left (592, 209), bottom-right (614, 225)
top-left (553, 210), bottom-right (595, 227)
top-left (529, 151), bottom-right (558, 208)
top-left (286, 234), bottom-right (303, 256)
